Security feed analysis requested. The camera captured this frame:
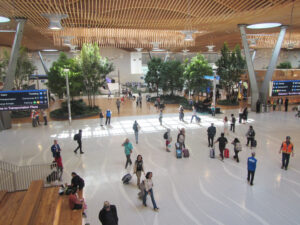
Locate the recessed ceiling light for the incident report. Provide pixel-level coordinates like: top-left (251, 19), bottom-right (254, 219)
top-left (0, 16), bottom-right (10, 23)
top-left (247, 23), bottom-right (281, 29)
top-left (42, 49), bottom-right (58, 52)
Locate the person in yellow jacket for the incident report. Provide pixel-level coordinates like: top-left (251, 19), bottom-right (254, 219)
top-left (279, 136), bottom-right (294, 170)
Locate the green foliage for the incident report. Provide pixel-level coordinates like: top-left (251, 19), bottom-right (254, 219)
top-left (216, 43), bottom-right (246, 100)
top-left (217, 99), bottom-right (239, 106)
top-left (0, 51), bottom-right (9, 83)
top-left (50, 99), bottom-right (100, 119)
top-left (183, 54), bottom-right (213, 96)
top-left (47, 52), bottom-right (83, 98)
top-left (277, 61), bottom-right (292, 69)
top-left (160, 60), bottom-right (184, 95)
top-left (76, 43), bottom-right (114, 107)
top-left (144, 57), bottom-right (163, 96)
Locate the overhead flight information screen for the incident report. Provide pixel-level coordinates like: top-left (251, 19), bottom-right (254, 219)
top-left (0, 89), bottom-right (48, 111)
top-left (271, 80), bottom-right (300, 96)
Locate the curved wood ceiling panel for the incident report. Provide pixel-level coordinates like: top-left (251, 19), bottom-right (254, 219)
top-left (0, 0), bottom-right (298, 52)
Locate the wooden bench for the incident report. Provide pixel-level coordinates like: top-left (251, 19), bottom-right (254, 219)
top-left (0, 191), bottom-right (26, 225)
top-left (11, 180), bottom-right (44, 225)
top-left (58, 189), bottom-right (83, 225)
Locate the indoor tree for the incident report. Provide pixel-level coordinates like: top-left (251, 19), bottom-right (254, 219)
top-left (76, 43), bottom-right (114, 107)
top-left (144, 57), bottom-right (163, 96)
top-left (160, 60), bottom-right (184, 95)
top-left (183, 54), bottom-right (213, 99)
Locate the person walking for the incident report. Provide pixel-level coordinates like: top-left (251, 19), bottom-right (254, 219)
top-left (159, 109), bottom-right (163, 125)
top-left (179, 105), bottom-right (184, 121)
top-left (238, 108), bottom-right (243, 123)
top-left (116, 99), bottom-right (121, 114)
top-left (207, 123), bottom-right (216, 147)
top-left (164, 128), bottom-right (172, 152)
top-left (190, 106), bottom-right (197, 123)
top-left (74, 130), bottom-right (84, 154)
top-left (284, 98), bottom-right (289, 112)
top-left (242, 107), bottom-right (248, 123)
top-left (223, 116), bottom-right (229, 135)
top-left (177, 128), bottom-right (185, 150)
top-left (246, 126), bottom-right (255, 149)
top-left (143, 172), bottom-right (159, 211)
top-left (106, 109), bottom-right (112, 125)
top-left (42, 110), bottom-right (48, 125)
top-left (133, 155), bottom-right (145, 188)
top-left (99, 201), bottom-right (118, 225)
top-left (99, 110), bottom-right (104, 126)
top-left (232, 138), bottom-right (242, 163)
top-left (132, 121), bottom-right (140, 144)
top-left (51, 140), bottom-right (61, 159)
top-left (279, 136), bottom-right (294, 170)
top-left (247, 152), bottom-right (257, 186)
top-left (122, 138), bottom-right (133, 169)
top-left (230, 114), bottom-right (236, 133)
top-left (214, 133), bottom-right (228, 161)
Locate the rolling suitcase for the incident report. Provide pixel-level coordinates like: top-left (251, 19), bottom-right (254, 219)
top-left (224, 148), bottom-right (229, 158)
top-left (176, 149), bottom-right (182, 158)
top-left (252, 140), bottom-right (257, 147)
top-left (46, 171), bottom-right (58, 183)
top-left (183, 149), bottom-right (190, 158)
top-left (122, 173), bottom-right (132, 184)
top-left (210, 148), bottom-right (215, 158)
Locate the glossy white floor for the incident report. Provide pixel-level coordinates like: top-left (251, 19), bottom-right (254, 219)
top-left (1, 109), bottom-right (300, 225)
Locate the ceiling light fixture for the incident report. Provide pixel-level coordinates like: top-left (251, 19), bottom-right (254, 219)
top-left (181, 0), bottom-right (197, 41)
top-left (61, 36), bottom-right (74, 46)
top-left (206, 45), bottom-right (215, 52)
top-left (247, 23), bottom-right (281, 29)
top-left (151, 42), bottom-right (165, 52)
top-left (135, 48), bottom-right (143, 52)
top-left (42, 13), bottom-right (68, 30)
top-left (181, 30), bottom-right (197, 41)
top-left (0, 16), bottom-right (10, 23)
top-left (287, 1), bottom-right (295, 50)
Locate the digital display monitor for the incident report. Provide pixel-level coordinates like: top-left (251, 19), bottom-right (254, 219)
top-left (0, 89), bottom-right (48, 111)
top-left (271, 80), bottom-right (300, 96)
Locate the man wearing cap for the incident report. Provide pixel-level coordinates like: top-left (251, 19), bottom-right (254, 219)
top-left (279, 136), bottom-right (294, 170)
top-left (99, 201), bottom-right (118, 225)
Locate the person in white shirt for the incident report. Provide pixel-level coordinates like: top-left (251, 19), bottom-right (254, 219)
top-left (143, 172), bottom-right (159, 211)
top-left (190, 106), bottom-right (197, 123)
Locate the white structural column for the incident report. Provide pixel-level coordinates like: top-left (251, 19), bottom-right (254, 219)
top-left (260, 26), bottom-right (287, 103)
top-left (238, 24), bottom-right (259, 111)
top-left (0, 18), bottom-right (26, 130)
top-left (38, 51), bottom-right (49, 74)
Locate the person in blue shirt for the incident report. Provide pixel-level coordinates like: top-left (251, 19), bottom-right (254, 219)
top-left (105, 109), bottom-right (112, 125)
top-left (51, 140), bottom-right (61, 159)
top-left (247, 152), bottom-right (257, 186)
top-left (122, 138), bottom-right (133, 169)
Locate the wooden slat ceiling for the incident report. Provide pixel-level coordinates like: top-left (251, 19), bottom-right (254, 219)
top-left (0, 0), bottom-right (299, 52)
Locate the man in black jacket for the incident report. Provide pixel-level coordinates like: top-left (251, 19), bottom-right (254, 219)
top-left (207, 123), bottom-right (216, 147)
top-left (71, 172), bottom-right (85, 190)
top-left (74, 130), bottom-right (84, 154)
top-left (99, 201), bottom-right (118, 225)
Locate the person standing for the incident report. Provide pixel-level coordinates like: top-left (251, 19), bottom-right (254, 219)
top-left (272, 99), bottom-right (277, 111)
top-left (159, 109), bottom-right (163, 125)
top-left (246, 126), bottom-right (255, 149)
top-left (116, 99), bottom-right (121, 115)
top-left (214, 133), bottom-right (228, 161)
top-left (238, 108), bottom-right (243, 123)
top-left (223, 116), bottom-right (229, 135)
top-left (247, 152), bottom-right (257, 186)
top-left (138, 95), bottom-right (142, 108)
top-left (133, 155), bottom-right (145, 188)
top-left (177, 128), bottom-right (185, 150)
top-left (51, 140), bottom-right (61, 159)
top-left (34, 110), bottom-right (40, 125)
top-left (179, 105), bottom-right (184, 121)
top-left (31, 110), bottom-right (37, 127)
top-left (99, 110), bottom-right (104, 126)
top-left (285, 98), bottom-right (289, 112)
top-left (164, 128), bottom-right (172, 152)
top-left (54, 151), bottom-right (63, 181)
top-left (143, 172), bottom-right (159, 211)
top-left (190, 106), bottom-right (197, 123)
top-left (256, 99), bottom-right (261, 113)
top-left (230, 114), bottom-right (236, 133)
top-left (242, 107), bottom-right (248, 123)
top-left (232, 138), bottom-right (242, 163)
top-left (122, 138), bottom-right (133, 169)
top-left (74, 130), bottom-right (84, 154)
top-left (42, 110), bottom-right (48, 125)
top-left (132, 121), bottom-right (140, 144)
top-left (207, 123), bottom-right (216, 147)
top-left (106, 109), bottom-right (112, 125)
top-left (279, 136), bottom-right (294, 170)
top-left (99, 201), bottom-right (118, 225)
top-left (278, 98), bottom-right (283, 111)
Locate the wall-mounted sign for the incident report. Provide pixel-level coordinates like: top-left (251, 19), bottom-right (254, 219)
top-left (271, 80), bottom-right (300, 96)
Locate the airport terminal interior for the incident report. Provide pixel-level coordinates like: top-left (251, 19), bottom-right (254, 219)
top-left (0, 1), bottom-right (300, 225)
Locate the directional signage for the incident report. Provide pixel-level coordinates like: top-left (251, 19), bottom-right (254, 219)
top-left (0, 89), bottom-right (48, 111)
top-left (271, 80), bottom-right (300, 96)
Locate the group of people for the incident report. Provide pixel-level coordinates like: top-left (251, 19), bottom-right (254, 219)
top-left (31, 109), bottom-right (47, 127)
top-left (99, 109), bottom-right (112, 126)
top-left (256, 97), bottom-right (290, 113)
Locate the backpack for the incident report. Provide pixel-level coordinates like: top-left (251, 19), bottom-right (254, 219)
top-left (73, 134), bottom-right (79, 141)
top-left (235, 142), bottom-right (242, 151)
top-left (163, 132), bottom-right (168, 139)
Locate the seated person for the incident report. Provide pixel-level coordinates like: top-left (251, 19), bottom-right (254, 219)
top-left (69, 189), bottom-right (87, 217)
top-left (71, 172), bottom-right (85, 190)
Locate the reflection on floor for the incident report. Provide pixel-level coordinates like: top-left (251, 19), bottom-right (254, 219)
top-left (1, 110), bottom-right (300, 225)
